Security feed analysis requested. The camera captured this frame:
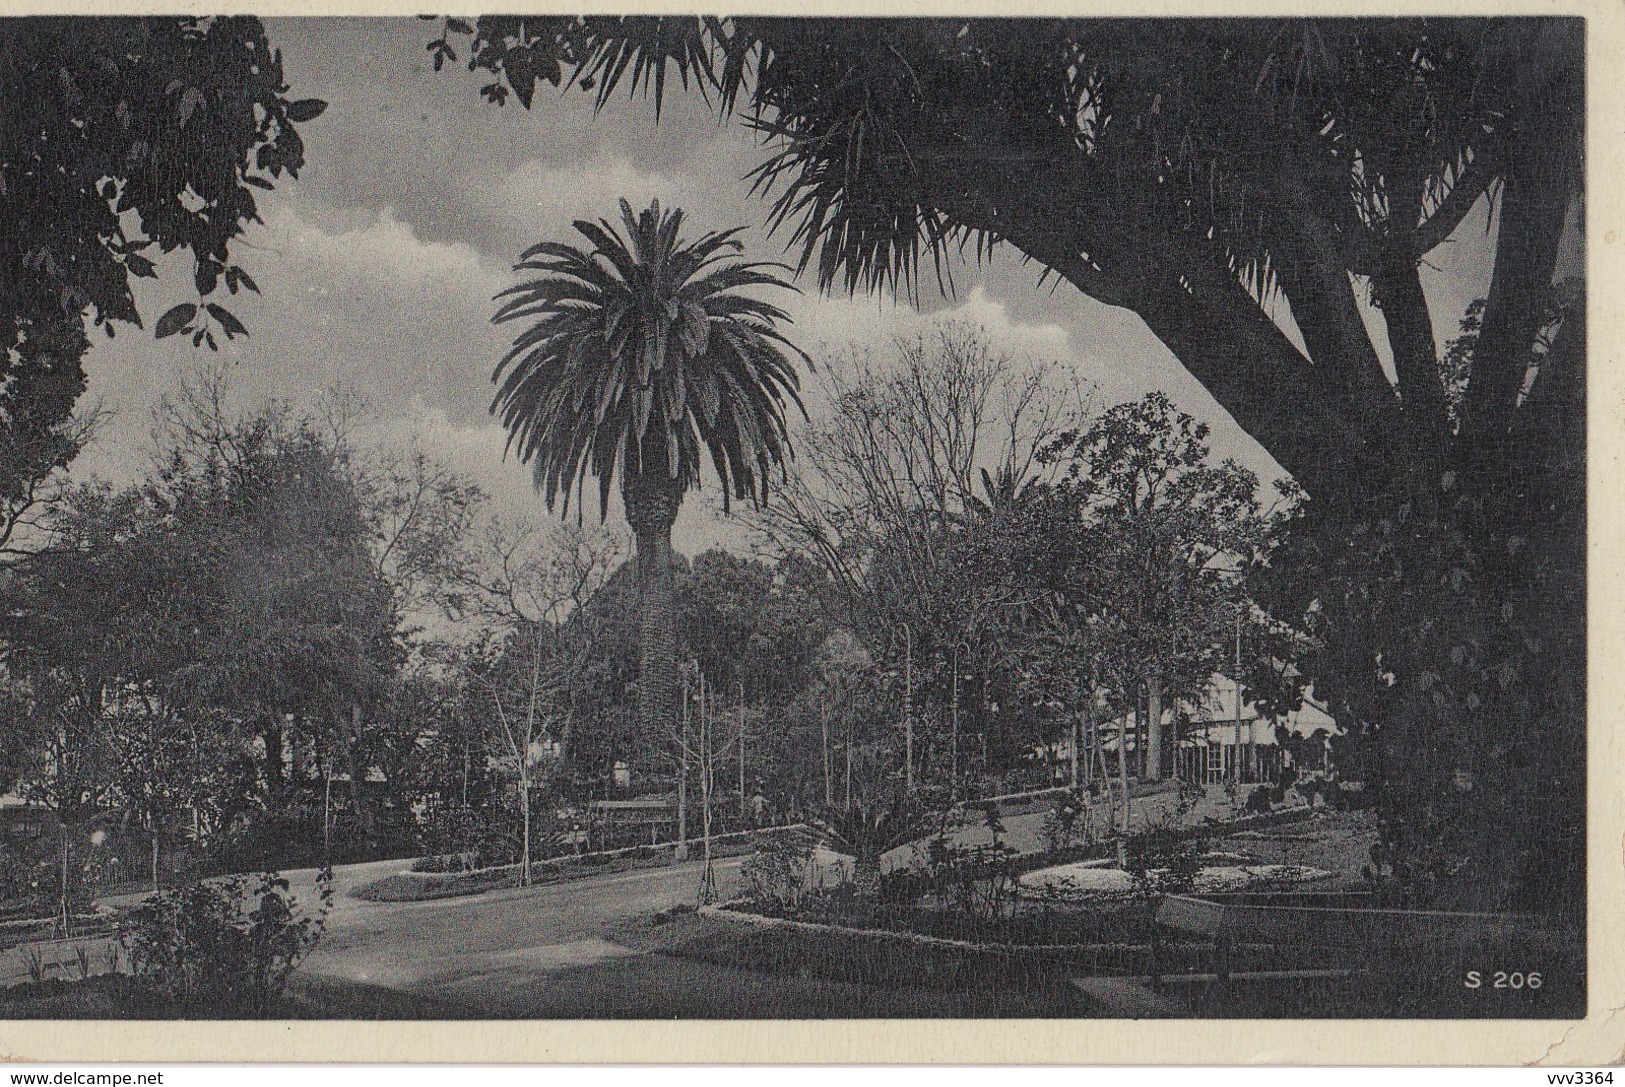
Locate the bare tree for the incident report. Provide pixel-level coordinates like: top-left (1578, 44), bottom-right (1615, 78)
top-left (451, 516), bottom-right (623, 882)
top-left (353, 438), bottom-right (488, 622)
top-left (747, 324), bottom-right (1086, 630)
top-left (0, 404), bottom-right (109, 563)
top-left (743, 323), bottom-right (1088, 785)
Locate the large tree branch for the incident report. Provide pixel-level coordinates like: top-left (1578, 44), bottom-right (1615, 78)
top-left (1268, 221), bottom-right (1393, 405)
top-left (1373, 257), bottom-right (1451, 449)
top-left (1462, 21), bottom-right (1582, 444)
top-left (1130, 271), bottom-right (1392, 505)
top-left (1413, 154), bottom-right (1496, 259)
top-left (902, 98), bottom-right (1404, 507)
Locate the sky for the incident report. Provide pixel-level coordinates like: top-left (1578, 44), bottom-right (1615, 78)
top-left (73, 17), bottom-right (1519, 558)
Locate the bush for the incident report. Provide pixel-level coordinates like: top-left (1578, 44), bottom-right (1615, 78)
top-left (740, 831), bottom-right (815, 910)
top-left (119, 869), bottom-right (333, 1016)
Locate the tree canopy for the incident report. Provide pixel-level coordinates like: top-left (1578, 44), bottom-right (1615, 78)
top-left (0, 16), bottom-right (324, 511)
top-left (439, 16), bottom-right (1580, 509)
top-left (436, 14), bottom-right (1586, 907)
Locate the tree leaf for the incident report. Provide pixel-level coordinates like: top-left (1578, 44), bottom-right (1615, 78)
top-left (154, 304), bottom-right (197, 338)
top-left (125, 253), bottom-right (157, 278)
top-left (285, 98), bottom-right (328, 123)
top-left (506, 51), bottom-right (539, 109)
top-left (206, 303), bottom-right (248, 339)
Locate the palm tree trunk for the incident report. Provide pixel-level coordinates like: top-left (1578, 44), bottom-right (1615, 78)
top-left (854, 848), bottom-right (882, 900)
top-left (623, 476), bottom-right (682, 748)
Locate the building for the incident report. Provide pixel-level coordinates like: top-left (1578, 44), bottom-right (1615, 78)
top-left (1045, 674), bottom-right (1340, 785)
top-left (1175, 673), bottom-right (1338, 784)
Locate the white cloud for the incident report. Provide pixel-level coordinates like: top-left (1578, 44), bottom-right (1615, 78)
top-left (783, 285), bottom-right (1074, 368)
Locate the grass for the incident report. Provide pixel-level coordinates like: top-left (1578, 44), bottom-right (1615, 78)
top-left (646, 809), bottom-right (1580, 1017)
top-left (609, 908), bottom-right (1094, 1015)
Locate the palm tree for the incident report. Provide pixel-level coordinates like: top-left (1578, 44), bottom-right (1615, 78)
top-left (809, 797), bottom-right (931, 901)
top-left (491, 198), bottom-right (806, 747)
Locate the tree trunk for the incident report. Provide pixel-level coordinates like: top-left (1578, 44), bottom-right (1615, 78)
top-left (58, 824), bottom-right (71, 938)
top-left (519, 774), bottom-right (532, 886)
top-left (1070, 710), bottom-right (1080, 791)
top-left (622, 475), bottom-right (683, 751)
top-left (675, 697), bottom-right (690, 863)
top-left (853, 849), bottom-right (882, 900)
top-left (1145, 675), bottom-right (1165, 781)
top-left (347, 703), bottom-right (372, 851)
top-left (261, 714), bottom-right (285, 799)
top-left (821, 706), bottom-right (832, 807)
top-left (1116, 712), bottom-right (1131, 867)
top-left (1089, 697), bottom-right (1104, 783)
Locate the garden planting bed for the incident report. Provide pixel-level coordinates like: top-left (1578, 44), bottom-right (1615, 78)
top-left (634, 808), bottom-right (1378, 1000)
top-left (1017, 860), bottom-right (1332, 900)
top-left (667, 893), bottom-right (1357, 995)
top-left (622, 902), bottom-right (1101, 1005)
top-left (356, 828), bottom-right (798, 903)
top-left (0, 912), bottom-right (117, 952)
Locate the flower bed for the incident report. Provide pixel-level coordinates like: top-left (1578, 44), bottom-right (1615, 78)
top-left (1016, 861), bottom-right (1332, 901)
top-left (692, 893), bottom-right (1354, 992)
top-left (357, 827), bottom-right (804, 903)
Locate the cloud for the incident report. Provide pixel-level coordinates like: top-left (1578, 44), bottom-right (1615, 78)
top-left (77, 194), bottom-right (513, 485)
top-left (782, 285), bottom-right (1074, 368)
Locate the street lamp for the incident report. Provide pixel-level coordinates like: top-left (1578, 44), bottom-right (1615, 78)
top-left (1220, 598), bottom-right (1247, 789)
top-left (951, 639), bottom-right (971, 795)
top-left (893, 622), bottom-right (914, 792)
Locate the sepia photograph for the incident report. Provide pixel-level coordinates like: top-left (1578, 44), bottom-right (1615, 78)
top-left (0, 9), bottom-right (1595, 1044)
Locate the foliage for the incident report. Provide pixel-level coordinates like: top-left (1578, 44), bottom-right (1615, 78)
top-left (119, 868), bottom-right (333, 1015)
top-left (0, 17), bottom-right (322, 510)
top-left (744, 325), bottom-right (1087, 774)
top-left (439, 15), bottom-right (1587, 911)
top-left (1244, 786), bottom-right (1284, 815)
top-left (740, 829), bottom-right (816, 910)
top-left (1122, 821), bottom-right (1204, 904)
top-left (489, 196), bottom-right (808, 766)
top-left (1041, 794), bottom-right (1093, 853)
top-left (0, 369), bottom-right (490, 879)
top-left (809, 796), bottom-right (932, 900)
top-left (906, 806), bottom-right (1021, 923)
top-left (491, 197), bottom-right (806, 519)
top-left (1005, 391), bottom-right (1273, 783)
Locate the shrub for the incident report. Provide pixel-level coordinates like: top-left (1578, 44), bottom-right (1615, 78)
top-left (918, 829), bottom-right (1020, 924)
top-left (740, 831), bottom-right (815, 910)
top-left (1123, 822), bottom-right (1204, 902)
top-left (1042, 795), bottom-right (1088, 853)
top-left (119, 869), bottom-right (333, 1016)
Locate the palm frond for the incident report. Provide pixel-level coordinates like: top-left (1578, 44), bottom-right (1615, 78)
top-left (491, 199), bottom-right (806, 521)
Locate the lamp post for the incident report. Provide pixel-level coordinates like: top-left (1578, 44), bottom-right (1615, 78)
top-left (1221, 598), bottom-right (1245, 788)
top-left (698, 671), bottom-right (717, 905)
top-left (951, 639), bottom-right (970, 795)
top-left (894, 623), bottom-right (914, 792)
